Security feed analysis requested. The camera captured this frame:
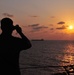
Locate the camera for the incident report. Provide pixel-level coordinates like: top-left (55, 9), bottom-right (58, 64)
top-left (13, 25), bottom-right (19, 30)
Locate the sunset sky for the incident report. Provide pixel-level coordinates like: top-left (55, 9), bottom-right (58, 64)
top-left (0, 0), bottom-right (74, 40)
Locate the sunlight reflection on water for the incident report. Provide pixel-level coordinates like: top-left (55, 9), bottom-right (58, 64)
top-left (61, 43), bottom-right (74, 66)
top-left (20, 40), bottom-right (74, 75)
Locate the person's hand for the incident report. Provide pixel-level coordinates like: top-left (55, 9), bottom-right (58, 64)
top-left (15, 25), bottom-right (22, 33)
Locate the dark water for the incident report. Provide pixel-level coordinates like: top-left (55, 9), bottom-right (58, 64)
top-left (19, 40), bottom-right (74, 75)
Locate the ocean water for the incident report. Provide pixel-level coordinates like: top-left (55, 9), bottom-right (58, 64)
top-left (19, 40), bottom-right (74, 75)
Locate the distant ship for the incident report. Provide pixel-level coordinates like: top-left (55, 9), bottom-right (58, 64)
top-left (31, 39), bottom-right (44, 41)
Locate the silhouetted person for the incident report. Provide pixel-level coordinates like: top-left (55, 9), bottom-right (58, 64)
top-left (0, 18), bottom-right (32, 75)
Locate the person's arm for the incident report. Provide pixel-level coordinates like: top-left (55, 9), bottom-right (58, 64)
top-left (15, 25), bottom-right (32, 50)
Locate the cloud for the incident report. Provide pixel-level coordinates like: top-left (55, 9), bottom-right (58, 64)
top-left (3, 13), bottom-right (14, 17)
top-left (28, 24), bottom-right (39, 27)
top-left (57, 21), bottom-right (65, 24)
top-left (56, 25), bottom-right (66, 30)
top-left (49, 24), bottom-right (53, 26)
top-left (50, 16), bottom-right (55, 18)
top-left (30, 15), bottom-right (38, 18)
top-left (50, 28), bottom-right (54, 30)
top-left (29, 24), bottom-right (48, 32)
top-left (33, 26), bottom-right (48, 30)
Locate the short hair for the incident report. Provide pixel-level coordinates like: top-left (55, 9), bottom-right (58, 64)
top-left (1, 18), bottom-right (13, 25)
top-left (1, 18), bottom-right (13, 30)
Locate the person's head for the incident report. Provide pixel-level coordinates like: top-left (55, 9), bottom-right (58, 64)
top-left (1, 17), bottom-right (14, 35)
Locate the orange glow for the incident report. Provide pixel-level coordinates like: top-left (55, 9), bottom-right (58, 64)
top-left (68, 25), bottom-right (73, 30)
top-left (61, 44), bottom-right (74, 66)
top-left (64, 24), bottom-right (74, 34)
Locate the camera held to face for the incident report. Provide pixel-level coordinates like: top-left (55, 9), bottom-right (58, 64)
top-left (13, 25), bottom-right (22, 33)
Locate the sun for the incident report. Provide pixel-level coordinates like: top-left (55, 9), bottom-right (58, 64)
top-left (68, 25), bottom-right (73, 30)
top-left (66, 25), bottom-right (74, 34)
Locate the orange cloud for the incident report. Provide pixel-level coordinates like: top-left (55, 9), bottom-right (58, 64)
top-left (57, 21), bottom-right (65, 24)
top-left (56, 25), bottom-right (67, 29)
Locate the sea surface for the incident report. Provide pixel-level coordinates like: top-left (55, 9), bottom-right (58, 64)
top-left (19, 40), bottom-right (74, 75)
